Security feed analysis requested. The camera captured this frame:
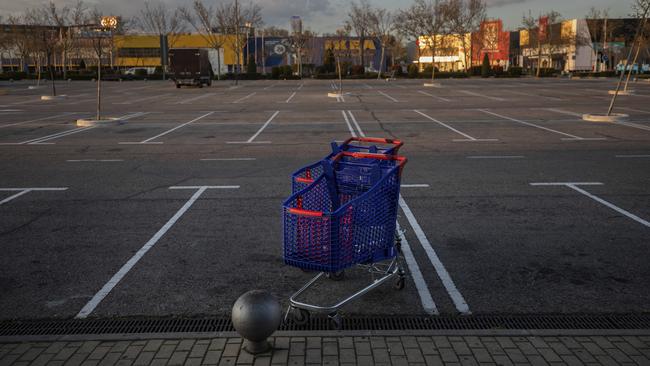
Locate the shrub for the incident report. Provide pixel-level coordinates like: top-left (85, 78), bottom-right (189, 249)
top-left (247, 57), bottom-right (257, 74)
top-left (508, 67), bottom-right (523, 77)
top-left (469, 66), bottom-right (482, 76)
top-left (407, 64), bottom-right (419, 78)
top-left (481, 54), bottom-right (491, 78)
top-left (351, 65), bottom-right (364, 75)
top-left (391, 64), bottom-right (404, 76)
top-left (271, 67), bottom-right (281, 79)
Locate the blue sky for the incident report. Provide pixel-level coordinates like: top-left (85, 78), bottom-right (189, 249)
top-left (0, 0), bottom-right (634, 34)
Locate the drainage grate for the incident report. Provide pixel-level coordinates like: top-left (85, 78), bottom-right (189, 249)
top-left (1, 314), bottom-right (649, 336)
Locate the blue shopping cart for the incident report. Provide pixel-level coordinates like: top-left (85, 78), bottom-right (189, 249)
top-left (283, 149), bottom-right (407, 328)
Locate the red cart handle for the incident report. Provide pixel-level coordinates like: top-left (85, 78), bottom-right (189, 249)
top-left (288, 208), bottom-right (323, 217)
top-left (342, 137), bottom-right (403, 151)
top-left (333, 151), bottom-right (407, 168)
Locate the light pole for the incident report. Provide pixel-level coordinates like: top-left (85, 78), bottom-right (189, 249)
top-left (95, 16), bottom-right (118, 121)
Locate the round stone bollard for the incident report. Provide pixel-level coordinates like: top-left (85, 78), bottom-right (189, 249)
top-left (231, 290), bottom-right (282, 354)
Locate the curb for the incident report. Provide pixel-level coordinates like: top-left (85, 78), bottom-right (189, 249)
top-left (608, 89), bottom-right (634, 96)
top-left (582, 113), bottom-right (629, 123)
top-left (41, 95), bottom-right (67, 101)
top-left (76, 117), bottom-right (123, 127)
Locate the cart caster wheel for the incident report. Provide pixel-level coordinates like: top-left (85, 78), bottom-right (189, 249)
top-left (328, 312), bottom-right (342, 330)
top-left (327, 271), bottom-right (345, 281)
top-left (290, 307), bottom-right (310, 326)
top-left (394, 276), bottom-right (405, 290)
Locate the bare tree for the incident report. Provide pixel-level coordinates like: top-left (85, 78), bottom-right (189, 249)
top-left (444, 0), bottom-right (486, 72)
top-left (346, 0), bottom-right (373, 69)
top-left (179, 0), bottom-right (224, 80)
top-left (139, 1), bottom-right (184, 79)
top-left (417, 0), bottom-right (447, 81)
top-left (395, 2), bottom-right (428, 67)
top-left (263, 26), bottom-right (289, 37)
top-left (215, 0), bottom-right (262, 85)
top-left (369, 8), bottom-right (394, 78)
top-left (585, 7), bottom-right (610, 72)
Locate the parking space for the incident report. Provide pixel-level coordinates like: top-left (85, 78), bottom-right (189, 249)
top-left (1, 78), bottom-right (649, 321)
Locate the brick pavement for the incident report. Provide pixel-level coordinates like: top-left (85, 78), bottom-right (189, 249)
top-left (1, 334), bottom-right (650, 365)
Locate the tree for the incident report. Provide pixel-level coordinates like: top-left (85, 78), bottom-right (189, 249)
top-left (138, 1), bottom-right (184, 79)
top-left (323, 48), bottom-right (336, 73)
top-left (179, 0), bottom-right (225, 80)
top-left (263, 26), bottom-right (289, 37)
top-left (346, 0), bottom-right (373, 70)
top-left (395, 2), bottom-right (427, 67)
top-left (417, 0), bottom-right (447, 81)
top-left (246, 54), bottom-right (256, 74)
top-left (585, 7), bottom-right (610, 72)
top-left (481, 52), bottom-right (490, 77)
top-left (215, 0), bottom-right (262, 85)
top-left (370, 7), bottom-right (394, 78)
top-left (444, 0), bottom-right (486, 72)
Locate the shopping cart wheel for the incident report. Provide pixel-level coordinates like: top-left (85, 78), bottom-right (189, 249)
top-left (394, 269), bottom-right (406, 290)
top-left (328, 312), bottom-right (342, 330)
top-left (394, 236), bottom-right (402, 254)
top-left (290, 307), bottom-right (310, 326)
top-left (327, 271), bottom-right (345, 281)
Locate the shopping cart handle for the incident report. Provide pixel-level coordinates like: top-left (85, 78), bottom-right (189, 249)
top-left (288, 208), bottom-right (323, 217)
top-left (343, 137), bottom-right (403, 147)
top-left (295, 177), bottom-right (314, 184)
top-left (334, 151), bottom-right (408, 168)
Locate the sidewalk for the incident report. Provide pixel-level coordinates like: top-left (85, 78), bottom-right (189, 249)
top-left (1, 333), bottom-right (650, 366)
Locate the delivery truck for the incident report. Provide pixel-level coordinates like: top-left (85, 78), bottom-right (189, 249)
top-left (169, 48), bottom-right (213, 88)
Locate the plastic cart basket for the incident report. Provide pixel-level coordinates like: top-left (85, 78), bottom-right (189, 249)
top-left (283, 151), bottom-right (407, 328)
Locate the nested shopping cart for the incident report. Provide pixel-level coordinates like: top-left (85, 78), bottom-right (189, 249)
top-left (283, 148), bottom-right (407, 328)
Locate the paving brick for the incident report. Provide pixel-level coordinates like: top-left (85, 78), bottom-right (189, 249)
top-left (10, 344), bottom-right (32, 355)
top-left (44, 342), bottom-right (68, 354)
top-left (253, 356), bottom-right (271, 366)
top-left (87, 346), bottom-right (111, 360)
top-left (305, 349), bottom-right (320, 364)
top-left (236, 349), bottom-right (254, 365)
top-left (390, 355), bottom-right (409, 366)
top-left (614, 341), bottom-right (642, 356)
top-left (440, 348), bottom-right (459, 363)
top-left (30, 352), bottom-right (54, 366)
top-left (402, 336), bottom-right (419, 348)
top-left (132, 351), bottom-right (155, 366)
top-left (471, 348), bottom-right (493, 363)
top-left (273, 338), bottom-right (289, 350)
top-left (222, 344), bottom-right (240, 358)
top-left (419, 340), bottom-right (438, 355)
top-left (177, 340), bottom-right (196, 352)
top-left (155, 344), bottom-right (176, 359)
top-left (143, 340), bottom-right (163, 353)
top-left (490, 355), bottom-right (513, 366)
top-left (354, 342), bottom-right (371, 356)
top-left (218, 357), bottom-right (237, 366)
top-left (53, 347), bottom-right (77, 361)
top-left (527, 338), bottom-right (549, 349)
top-left (604, 347), bottom-right (633, 363)
top-left (452, 342), bottom-right (472, 356)
top-left (483, 342), bottom-right (506, 356)
top-left (306, 337), bottom-right (321, 350)
top-left (338, 338), bottom-right (353, 349)
top-left (623, 336), bottom-right (646, 348)
top-left (164, 341), bottom-right (180, 346)
top-left (108, 342), bottom-right (130, 354)
top-left (168, 351), bottom-right (189, 365)
top-left (185, 358), bottom-right (203, 366)
top-left (18, 346), bottom-right (44, 361)
top-left (406, 347), bottom-right (425, 363)
top-left (372, 347), bottom-right (390, 363)
top-left (458, 355), bottom-right (479, 366)
top-left (64, 354), bottom-right (88, 366)
top-left (289, 342), bottom-right (305, 356)
top-left (589, 337), bottom-right (614, 349)
top-left (98, 352), bottom-right (121, 366)
top-left (209, 339), bottom-right (227, 351)
top-left (526, 355), bottom-right (550, 366)
top-left (424, 354), bottom-right (444, 366)
top-left (190, 344), bottom-right (208, 359)
top-left (80, 360), bottom-right (99, 366)
top-left (370, 337), bottom-right (387, 349)
top-left (286, 355), bottom-right (304, 366)
top-left (121, 345), bottom-right (143, 360)
top-left (559, 355), bottom-right (584, 366)
top-left (339, 348), bottom-right (355, 363)
top-left (495, 338), bottom-right (516, 349)
top-left (504, 348), bottom-right (526, 363)
top-left (271, 350), bottom-right (288, 365)
top-left (115, 359), bottom-right (133, 366)
top-left (559, 338), bottom-right (581, 349)
top-left (356, 355), bottom-right (373, 366)
top-left (387, 341), bottom-right (405, 356)
top-left (538, 347), bottom-right (562, 363)
top-left (516, 342), bottom-right (539, 356)
top-left (432, 337), bottom-right (451, 348)
top-left (322, 342), bottom-right (337, 356)
top-left (630, 355), bottom-right (650, 365)
top-left (548, 342), bottom-right (572, 356)
top-left (593, 355), bottom-right (619, 366)
top-left (322, 355), bottom-right (338, 366)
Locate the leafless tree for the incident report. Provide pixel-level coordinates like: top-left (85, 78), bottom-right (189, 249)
top-left (215, 0), bottom-right (262, 85)
top-left (395, 2), bottom-right (428, 67)
top-left (444, 0), bottom-right (486, 72)
top-left (416, 0), bottom-right (447, 81)
top-left (263, 26), bottom-right (289, 37)
top-left (179, 0), bottom-right (225, 79)
top-left (585, 7), bottom-right (610, 72)
top-left (346, 0), bottom-right (373, 69)
top-left (369, 8), bottom-right (394, 78)
top-left (138, 1), bottom-right (184, 79)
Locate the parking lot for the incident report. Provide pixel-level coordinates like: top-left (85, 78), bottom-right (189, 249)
top-left (0, 77), bottom-right (649, 321)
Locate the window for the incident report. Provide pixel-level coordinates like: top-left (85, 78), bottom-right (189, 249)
top-left (117, 48), bottom-right (161, 58)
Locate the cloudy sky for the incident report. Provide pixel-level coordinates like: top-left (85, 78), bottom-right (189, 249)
top-left (0, 0), bottom-right (634, 33)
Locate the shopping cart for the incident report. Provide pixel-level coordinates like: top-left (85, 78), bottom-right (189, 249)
top-left (283, 150), bottom-right (407, 328)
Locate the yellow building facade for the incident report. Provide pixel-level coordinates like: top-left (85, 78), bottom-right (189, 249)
top-left (417, 33), bottom-right (472, 71)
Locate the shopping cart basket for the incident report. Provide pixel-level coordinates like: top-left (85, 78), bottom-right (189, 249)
top-left (283, 151), bottom-right (407, 328)
top-left (292, 137), bottom-right (403, 194)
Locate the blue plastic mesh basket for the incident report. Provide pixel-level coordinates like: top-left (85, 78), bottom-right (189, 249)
top-left (283, 153), bottom-right (404, 272)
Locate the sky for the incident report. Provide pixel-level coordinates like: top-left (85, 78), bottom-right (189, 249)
top-left (0, 0), bottom-right (635, 34)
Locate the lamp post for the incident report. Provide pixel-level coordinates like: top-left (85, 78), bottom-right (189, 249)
top-left (95, 16), bottom-right (118, 121)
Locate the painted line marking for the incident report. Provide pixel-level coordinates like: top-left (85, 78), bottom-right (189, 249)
top-left (0, 113), bottom-right (77, 129)
top-left (342, 111), bottom-right (358, 138)
top-left (76, 185), bottom-right (239, 318)
top-left (616, 121), bottom-right (650, 132)
top-left (531, 182), bottom-right (650, 228)
top-left (0, 187), bottom-right (68, 205)
top-left (226, 111), bottom-right (280, 144)
top-left (139, 112), bottom-right (214, 144)
top-left (263, 83), bottom-right (277, 90)
top-left (346, 111), bottom-right (364, 137)
top-left (401, 184), bottom-right (430, 188)
top-left (459, 90), bottom-right (505, 101)
top-left (414, 110), bottom-right (497, 142)
top-left (363, 83), bottom-right (374, 89)
top-left (378, 91), bottom-right (399, 103)
top-left (297, 83), bottom-right (304, 90)
top-left (285, 92), bottom-right (297, 103)
top-left (479, 109), bottom-right (591, 140)
top-left (399, 196), bottom-right (471, 314)
top-left (200, 158), bottom-right (256, 161)
top-left (25, 127), bottom-right (96, 145)
top-left (396, 221), bottom-right (438, 315)
top-left (67, 159), bottom-right (124, 162)
top-left (232, 92), bottom-right (256, 104)
top-left (117, 94), bottom-right (172, 105)
top-left (418, 90), bottom-right (451, 102)
top-left (619, 107), bottom-right (650, 114)
top-left (467, 155), bottom-right (524, 159)
top-left (543, 108), bottom-right (583, 117)
top-left (616, 155), bottom-right (650, 158)
top-left (347, 107), bottom-right (468, 314)
top-left (503, 90), bottom-right (562, 101)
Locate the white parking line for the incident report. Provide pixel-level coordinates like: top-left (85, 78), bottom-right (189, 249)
top-left (342, 111), bottom-right (358, 138)
top-left (459, 90), bottom-right (505, 102)
top-left (233, 92), bottom-right (256, 104)
top-left (378, 91), bottom-right (399, 102)
top-left (396, 221), bottom-right (438, 315)
top-left (479, 109), bottom-right (604, 141)
top-left (122, 112), bottom-right (214, 144)
top-left (467, 155), bottom-right (524, 159)
top-left (503, 90), bottom-right (562, 101)
top-left (414, 110), bottom-right (497, 142)
top-left (0, 187), bottom-right (68, 206)
top-left (0, 113), bottom-right (77, 129)
top-left (0, 126), bottom-right (96, 146)
top-left (67, 159), bottom-right (124, 162)
top-left (363, 83), bottom-right (374, 89)
top-left (346, 111), bottom-right (364, 136)
top-left (348, 109), bottom-right (469, 314)
top-left (226, 111), bottom-right (280, 144)
top-left (616, 121), bottom-right (650, 132)
top-left (398, 196), bottom-right (471, 314)
top-left (285, 92), bottom-right (297, 103)
top-left (263, 83), bottom-right (277, 90)
top-left (76, 185), bottom-right (239, 319)
top-left (531, 182), bottom-right (650, 228)
top-left (417, 90), bottom-right (451, 102)
top-left (401, 184), bottom-right (430, 188)
top-left (297, 83), bottom-right (304, 90)
top-left (200, 158), bottom-right (256, 161)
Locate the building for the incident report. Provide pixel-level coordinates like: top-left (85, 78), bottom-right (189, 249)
top-left (471, 20), bottom-right (511, 69)
top-left (415, 33), bottom-right (471, 71)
